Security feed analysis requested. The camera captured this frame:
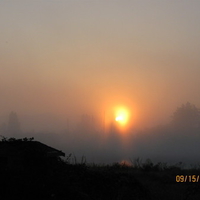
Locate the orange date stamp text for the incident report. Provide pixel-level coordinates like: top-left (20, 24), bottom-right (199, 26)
top-left (176, 175), bottom-right (200, 182)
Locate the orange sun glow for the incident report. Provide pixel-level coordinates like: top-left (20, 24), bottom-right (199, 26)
top-left (115, 107), bottom-right (130, 126)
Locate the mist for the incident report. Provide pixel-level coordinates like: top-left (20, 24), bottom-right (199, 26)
top-left (1, 102), bottom-right (200, 167)
top-left (1, 1), bottom-right (200, 166)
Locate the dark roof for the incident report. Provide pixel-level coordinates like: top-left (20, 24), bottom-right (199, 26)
top-left (0, 140), bottom-right (65, 157)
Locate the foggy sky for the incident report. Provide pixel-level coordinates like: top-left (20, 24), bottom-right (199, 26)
top-left (1, 0), bottom-right (200, 125)
top-left (1, 1), bottom-right (200, 165)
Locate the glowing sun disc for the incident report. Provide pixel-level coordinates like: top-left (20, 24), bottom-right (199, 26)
top-left (115, 116), bottom-right (124, 121)
top-left (115, 107), bottom-right (129, 126)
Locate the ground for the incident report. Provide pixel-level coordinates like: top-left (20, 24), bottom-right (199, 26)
top-left (1, 161), bottom-right (200, 200)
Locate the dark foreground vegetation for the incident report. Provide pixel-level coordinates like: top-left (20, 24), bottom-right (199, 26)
top-left (1, 157), bottom-right (200, 200)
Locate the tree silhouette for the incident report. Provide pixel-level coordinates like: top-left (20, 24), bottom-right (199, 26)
top-left (171, 102), bottom-right (200, 129)
top-left (7, 111), bottom-right (21, 135)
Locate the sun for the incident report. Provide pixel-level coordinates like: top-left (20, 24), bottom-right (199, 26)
top-left (115, 115), bottom-right (124, 121)
top-left (115, 107), bottom-right (129, 126)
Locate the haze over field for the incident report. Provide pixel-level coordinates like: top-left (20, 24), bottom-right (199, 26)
top-left (1, 0), bottom-right (200, 165)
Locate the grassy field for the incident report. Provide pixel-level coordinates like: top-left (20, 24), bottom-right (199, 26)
top-left (1, 157), bottom-right (200, 200)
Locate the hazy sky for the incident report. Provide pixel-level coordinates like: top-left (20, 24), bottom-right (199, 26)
top-left (1, 0), bottom-right (200, 129)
